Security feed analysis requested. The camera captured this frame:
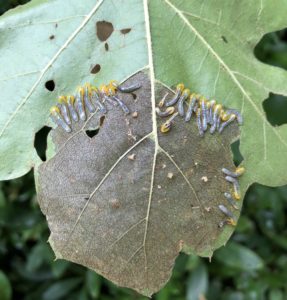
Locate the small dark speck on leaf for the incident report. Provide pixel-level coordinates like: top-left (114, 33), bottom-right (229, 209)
top-left (120, 28), bottom-right (132, 34)
top-left (99, 115), bottom-right (105, 127)
top-left (91, 64), bottom-right (101, 74)
top-left (55, 23), bottom-right (58, 28)
top-left (49, 35), bottom-right (55, 40)
top-left (131, 93), bottom-right (137, 100)
top-left (105, 42), bottom-right (109, 51)
top-left (45, 80), bottom-right (55, 91)
top-left (84, 197), bottom-right (89, 200)
top-left (221, 35), bottom-right (228, 43)
top-left (96, 21), bottom-right (114, 41)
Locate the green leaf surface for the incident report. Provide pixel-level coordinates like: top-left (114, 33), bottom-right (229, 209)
top-left (86, 271), bottom-right (101, 299)
top-left (42, 278), bottom-right (82, 300)
top-left (0, 271), bottom-right (12, 300)
top-left (214, 241), bottom-right (264, 271)
top-left (186, 263), bottom-right (208, 300)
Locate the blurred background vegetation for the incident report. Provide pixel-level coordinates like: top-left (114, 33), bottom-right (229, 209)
top-left (1, 1), bottom-right (287, 299)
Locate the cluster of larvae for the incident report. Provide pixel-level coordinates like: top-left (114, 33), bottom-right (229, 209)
top-left (156, 83), bottom-right (244, 227)
top-left (49, 81), bottom-right (141, 132)
top-left (49, 80), bottom-right (244, 227)
top-left (218, 166), bottom-right (244, 227)
top-left (157, 83), bottom-right (243, 135)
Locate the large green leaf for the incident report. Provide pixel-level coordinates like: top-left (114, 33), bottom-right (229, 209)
top-left (1, 0), bottom-right (287, 296)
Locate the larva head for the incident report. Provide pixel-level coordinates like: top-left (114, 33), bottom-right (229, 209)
top-left (84, 82), bottom-right (91, 90)
top-left (67, 95), bottom-right (75, 104)
top-left (227, 218), bottom-right (237, 226)
top-left (224, 113), bottom-right (236, 121)
top-left (77, 86), bottom-right (85, 98)
top-left (158, 93), bottom-right (168, 108)
top-left (176, 83), bottom-right (184, 92)
top-left (182, 88), bottom-right (191, 97)
top-left (235, 167), bottom-right (245, 176)
top-left (199, 96), bottom-right (207, 105)
top-left (107, 83), bottom-right (117, 96)
top-left (219, 109), bottom-right (225, 119)
top-left (209, 99), bottom-right (216, 108)
top-left (88, 83), bottom-right (95, 96)
top-left (215, 104), bottom-right (222, 113)
top-left (50, 106), bottom-right (60, 114)
top-left (221, 111), bottom-right (230, 121)
top-left (58, 96), bottom-right (67, 104)
top-left (166, 107), bottom-right (175, 115)
top-left (109, 80), bottom-right (119, 89)
top-left (189, 93), bottom-right (195, 99)
top-left (233, 191), bottom-right (241, 201)
top-left (91, 86), bottom-right (99, 93)
top-left (99, 84), bottom-right (108, 95)
top-left (160, 121), bottom-right (172, 133)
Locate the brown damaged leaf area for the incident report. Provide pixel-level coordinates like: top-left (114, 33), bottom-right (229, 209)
top-left (37, 71), bottom-right (240, 296)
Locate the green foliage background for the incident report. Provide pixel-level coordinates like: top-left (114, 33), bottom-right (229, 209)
top-left (1, 1), bottom-right (287, 299)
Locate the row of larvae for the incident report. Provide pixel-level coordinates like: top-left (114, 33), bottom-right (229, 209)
top-left (157, 83), bottom-right (243, 135)
top-left (218, 166), bottom-right (245, 227)
top-left (49, 81), bottom-right (141, 133)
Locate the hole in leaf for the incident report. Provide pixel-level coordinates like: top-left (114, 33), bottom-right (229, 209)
top-left (96, 21), bottom-right (114, 41)
top-left (91, 64), bottom-right (101, 74)
top-left (45, 80), bottom-right (55, 91)
top-left (231, 140), bottom-right (243, 167)
top-left (34, 126), bottom-right (52, 161)
top-left (105, 42), bottom-right (109, 51)
top-left (85, 116), bottom-right (105, 138)
top-left (263, 93), bottom-right (287, 126)
top-left (85, 129), bottom-right (100, 138)
top-left (120, 28), bottom-right (132, 34)
top-left (254, 28), bottom-right (287, 70)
